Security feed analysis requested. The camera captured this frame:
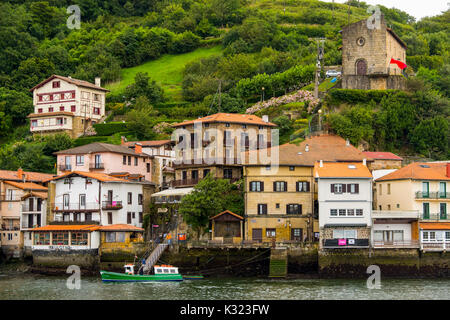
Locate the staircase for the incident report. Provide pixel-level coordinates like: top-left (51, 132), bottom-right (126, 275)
top-left (269, 248), bottom-right (288, 278)
top-left (142, 243), bottom-right (168, 274)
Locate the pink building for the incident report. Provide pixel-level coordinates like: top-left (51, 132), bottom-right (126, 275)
top-left (54, 143), bottom-right (153, 181)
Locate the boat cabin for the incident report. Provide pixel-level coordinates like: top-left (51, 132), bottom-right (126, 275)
top-left (124, 264), bottom-right (135, 275)
top-left (154, 265), bottom-right (179, 275)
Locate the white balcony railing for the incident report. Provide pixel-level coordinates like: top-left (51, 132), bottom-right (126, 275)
top-left (372, 210), bottom-right (419, 219)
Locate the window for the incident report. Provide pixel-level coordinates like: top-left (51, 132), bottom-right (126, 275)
top-left (331, 184), bottom-right (344, 194)
top-left (289, 166), bottom-right (295, 171)
top-left (387, 183), bottom-right (391, 195)
top-left (71, 92), bottom-right (75, 99)
top-left (146, 163), bottom-right (150, 173)
top-left (192, 170), bottom-right (198, 180)
top-left (348, 184), bottom-right (359, 194)
top-left (242, 124), bottom-right (247, 129)
top-left (94, 108), bottom-right (100, 115)
top-left (108, 212), bottom-right (113, 224)
top-left (31, 120), bottom-right (37, 127)
top-left (52, 81), bottom-right (60, 88)
top-left (330, 209), bottom-right (337, 216)
top-left (224, 169), bottom-right (233, 179)
top-left (56, 117), bottom-right (63, 125)
top-left (128, 192), bottom-right (132, 204)
top-left (338, 209), bottom-right (346, 216)
top-left (276, 203), bottom-right (280, 209)
top-left (71, 105), bottom-right (76, 112)
top-left (61, 93), bottom-right (65, 99)
top-left (356, 209), bottom-right (363, 216)
top-left (347, 209), bottom-right (355, 216)
top-left (49, 94), bottom-right (53, 101)
top-left (134, 157), bottom-right (138, 166)
top-left (273, 181), bottom-right (287, 192)
top-left (123, 155), bottom-right (126, 165)
top-left (286, 204), bottom-right (301, 215)
top-left (6, 189), bottom-right (14, 201)
top-left (93, 94), bottom-right (100, 101)
top-left (52, 232), bottom-right (69, 245)
top-left (38, 108), bottom-right (43, 113)
top-left (76, 155), bottom-right (84, 166)
top-left (333, 229), bottom-right (357, 239)
top-left (203, 169), bottom-right (210, 178)
top-left (266, 228), bottom-right (276, 238)
top-left (225, 123), bottom-right (230, 127)
top-left (257, 204), bottom-right (267, 215)
top-left (49, 107), bottom-right (54, 112)
top-left (139, 212), bottom-right (143, 223)
top-left (379, 184), bottom-right (382, 195)
top-left (71, 232), bottom-right (88, 245)
top-left (127, 212), bottom-right (132, 224)
top-left (38, 95), bottom-right (43, 102)
top-left (250, 181), bottom-right (264, 192)
top-left (132, 212), bottom-right (135, 219)
top-left (34, 232), bottom-right (50, 245)
top-left (128, 156), bottom-right (131, 166)
top-left (60, 106), bottom-right (64, 111)
top-left (138, 194), bottom-right (143, 205)
top-left (296, 181), bottom-right (310, 192)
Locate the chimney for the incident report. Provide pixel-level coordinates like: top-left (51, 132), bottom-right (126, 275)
top-left (447, 163), bottom-right (450, 178)
top-left (135, 143), bottom-right (143, 154)
top-left (95, 77), bottom-right (101, 87)
top-left (346, 139), bottom-right (350, 146)
top-left (319, 160), bottom-right (323, 167)
top-left (363, 158), bottom-right (367, 166)
top-left (17, 168), bottom-right (23, 180)
top-left (121, 136), bottom-right (127, 145)
top-left (262, 115), bottom-right (269, 123)
top-left (305, 144), bottom-right (309, 152)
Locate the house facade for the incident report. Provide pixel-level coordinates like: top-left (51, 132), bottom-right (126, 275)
top-left (341, 15), bottom-right (407, 90)
top-left (54, 142), bottom-right (153, 182)
top-left (28, 75), bottom-right (109, 138)
top-left (374, 162), bottom-right (449, 249)
top-left (363, 151), bottom-right (403, 170)
top-left (243, 134), bottom-right (369, 243)
top-left (172, 113), bottom-right (277, 188)
top-left (315, 161), bottom-right (373, 249)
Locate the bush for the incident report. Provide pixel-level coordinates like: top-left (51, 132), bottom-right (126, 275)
top-left (93, 122), bottom-right (128, 136)
top-left (74, 136), bottom-right (110, 147)
top-left (326, 89), bottom-right (409, 105)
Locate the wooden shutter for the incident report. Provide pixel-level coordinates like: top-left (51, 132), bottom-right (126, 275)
top-left (299, 204), bottom-right (302, 215)
top-left (342, 184), bottom-right (347, 193)
top-left (284, 182), bottom-right (287, 191)
top-left (331, 184), bottom-right (334, 193)
top-left (355, 184), bottom-right (359, 194)
top-left (264, 204), bottom-right (267, 214)
top-left (286, 204), bottom-right (290, 214)
top-left (296, 182), bottom-right (299, 192)
top-left (261, 181), bottom-right (264, 192)
top-left (273, 182), bottom-right (277, 192)
top-left (306, 182), bottom-right (310, 192)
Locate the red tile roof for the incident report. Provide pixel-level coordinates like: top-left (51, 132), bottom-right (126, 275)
top-left (376, 162), bottom-right (450, 182)
top-left (173, 113), bottom-right (276, 127)
top-left (21, 191), bottom-right (48, 200)
top-left (362, 151), bottom-right (403, 161)
top-left (4, 181), bottom-right (48, 191)
top-left (54, 142), bottom-right (149, 157)
top-left (0, 170), bottom-right (54, 183)
top-left (314, 162), bottom-right (372, 178)
top-left (210, 210), bottom-right (244, 220)
top-left (30, 75), bottom-right (109, 92)
top-left (28, 111), bottom-right (75, 118)
top-left (99, 224), bottom-right (144, 232)
top-left (47, 171), bottom-right (132, 183)
top-left (32, 225), bottom-right (100, 232)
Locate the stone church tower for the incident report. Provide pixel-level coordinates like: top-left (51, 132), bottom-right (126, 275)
top-left (341, 15), bottom-right (407, 90)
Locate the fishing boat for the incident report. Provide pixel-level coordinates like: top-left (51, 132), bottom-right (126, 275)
top-left (183, 275), bottom-right (205, 280)
top-left (100, 264), bottom-right (183, 282)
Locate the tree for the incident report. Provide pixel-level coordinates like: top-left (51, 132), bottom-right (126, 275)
top-left (178, 175), bottom-right (243, 239)
top-left (124, 72), bottom-right (164, 104)
top-left (125, 96), bottom-right (158, 139)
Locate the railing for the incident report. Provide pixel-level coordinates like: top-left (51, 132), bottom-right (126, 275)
top-left (372, 210), bottom-right (419, 219)
top-left (89, 163), bottom-right (105, 170)
top-left (421, 242), bottom-right (449, 251)
top-left (415, 191), bottom-right (450, 199)
top-left (58, 164), bottom-right (72, 171)
top-left (101, 201), bottom-right (123, 210)
top-left (173, 157), bottom-right (243, 168)
top-left (171, 177), bottom-right (240, 187)
top-left (0, 195), bottom-right (22, 201)
top-left (53, 213), bottom-right (100, 224)
top-left (373, 240), bottom-right (419, 248)
top-left (21, 221), bottom-right (41, 229)
top-left (53, 202), bottom-right (100, 211)
top-left (21, 204), bottom-right (44, 212)
top-left (421, 213), bottom-right (449, 221)
top-left (142, 243), bottom-right (168, 273)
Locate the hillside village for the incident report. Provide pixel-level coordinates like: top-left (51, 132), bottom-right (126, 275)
top-left (0, 1), bottom-right (449, 278)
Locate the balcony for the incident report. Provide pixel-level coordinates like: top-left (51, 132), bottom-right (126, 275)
top-left (373, 240), bottom-right (419, 249)
top-left (21, 221), bottom-right (41, 229)
top-left (421, 212), bottom-right (449, 221)
top-left (415, 191), bottom-right (450, 199)
top-left (0, 195), bottom-right (22, 201)
top-left (58, 164), bottom-right (72, 171)
top-left (372, 210), bottom-right (419, 219)
top-left (89, 163), bottom-right (105, 170)
top-left (52, 202), bottom-right (100, 212)
top-left (22, 204), bottom-right (44, 212)
top-left (101, 201), bottom-right (123, 210)
top-left (173, 157), bottom-right (242, 168)
top-left (171, 177), bottom-right (240, 188)
top-left (421, 241), bottom-right (450, 251)
top-left (53, 213), bottom-right (100, 224)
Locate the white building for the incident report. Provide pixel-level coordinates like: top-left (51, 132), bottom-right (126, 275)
top-left (49, 171), bottom-right (146, 228)
top-left (314, 161), bottom-right (373, 249)
top-left (28, 75), bottom-right (109, 138)
top-left (20, 191), bottom-right (48, 254)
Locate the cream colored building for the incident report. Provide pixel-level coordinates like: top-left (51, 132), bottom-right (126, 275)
top-left (28, 75), bottom-right (109, 138)
top-left (244, 134), bottom-right (369, 243)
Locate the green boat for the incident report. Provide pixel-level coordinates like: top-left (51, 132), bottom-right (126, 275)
top-left (100, 264), bottom-right (183, 282)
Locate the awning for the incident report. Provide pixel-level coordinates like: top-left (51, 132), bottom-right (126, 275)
top-left (324, 224), bottom-right (368, 228)
top-left (151, 187), bottom-right (194, 198)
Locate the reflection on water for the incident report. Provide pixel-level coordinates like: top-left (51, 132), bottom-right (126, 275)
top-left (0, 274), bottom-right (449, 300)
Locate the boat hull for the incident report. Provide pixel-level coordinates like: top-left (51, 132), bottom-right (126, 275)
top-left (100, 270), bottom-right (183, 282)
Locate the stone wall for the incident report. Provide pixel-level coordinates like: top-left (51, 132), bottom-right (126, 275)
top-left (32, 249), bottom-right (99, 270)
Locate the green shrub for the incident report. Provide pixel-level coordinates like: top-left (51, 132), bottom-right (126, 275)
top-left (74, 136), bottom-right (110, 147)
top-left (326, 89), bottom-right (409, 105)
top-left (93, 122), bottom-right (128, 136)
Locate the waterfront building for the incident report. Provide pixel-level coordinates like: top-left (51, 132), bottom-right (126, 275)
top-left (48, 171), bottom-right (152, 228)
top-left (122, 139), bottom-right (176, 190)
top-left (362, 151), bottom-right (403, 170)
top-left (314, 161), bottom-right (373, 249)
top-left (374, 162), bottom-right (450, 248)
top-left (0, 169), bottom-right (53, 258)
top-left (419, 222), bottom-right (450, 251)
top-left (243, 134), bottom-right (369, 243)
top-left (98, 224), bottom-right (145, 259)
top-left (21, 191), bottom-right (48, 256)
top-left (210, 210), bottom-right (244, 244)
top-left (171, 113), bottom-right (276, 188)
top-left (54, 142), bottom-right (153, 182)
top-left (28, 75), bottom-right (109, 139)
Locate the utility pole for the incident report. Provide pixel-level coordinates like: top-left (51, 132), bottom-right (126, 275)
top-left (218, 80), bottom-right (221, 113)
top-left (313, 38), bottom-right (325, 99)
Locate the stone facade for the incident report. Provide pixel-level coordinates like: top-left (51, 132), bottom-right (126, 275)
top-left (341, 15), bottom-right (407, 90)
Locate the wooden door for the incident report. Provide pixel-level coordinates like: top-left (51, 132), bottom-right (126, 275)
top-left (252, 228), bottom-right (262, 242)
top-left (356, 60), bottom-right (367, 75)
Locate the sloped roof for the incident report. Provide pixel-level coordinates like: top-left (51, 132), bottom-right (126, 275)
top-left (362, 151), bottom-right (403, 161)
top-left (47, 171), bottom-right (132, 183)
top-left (32, 224), bottom-right (100, 232)
top-left (314, 162), bottom-right (372, 179)
top-left (376, 162), bottom-right (450, 182)
top-left (54, 142), bottom-right (148, 157)
top-left (123, 140), bottom-right (173, 147)
top-left (21, 191), bottom-right (48, 200)
top-left (210, 210), bottom-right (244, 220)
top-left (30, 75), bottom-right (109, 92)
top-left (99, 224), bottom-right (144, 232)
top-left (28, 111), bottom-right (75, 118)
top-left (244, 134), bottom-right (369, 166)
top-left (0, 170), bottom-right (54, 183)
top-left (172, 113), bottom-right (276, 127)
top-left (4, 181), bottom-right (48, 191)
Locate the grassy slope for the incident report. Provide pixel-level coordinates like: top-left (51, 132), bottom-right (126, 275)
top-left (106, 45), bottom-right (223, 102)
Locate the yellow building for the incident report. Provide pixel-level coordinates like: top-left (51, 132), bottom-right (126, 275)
top-left (243, 134), bottom-right (369, 243)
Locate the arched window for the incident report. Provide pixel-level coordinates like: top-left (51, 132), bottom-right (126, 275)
top-left (356, 59), bottom-right (367, 75)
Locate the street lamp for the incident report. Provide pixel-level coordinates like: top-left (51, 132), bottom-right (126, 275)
top-left (318, 109), bottom-right (322, 131)
top-left (261, 87), bottom-right (265, 102)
